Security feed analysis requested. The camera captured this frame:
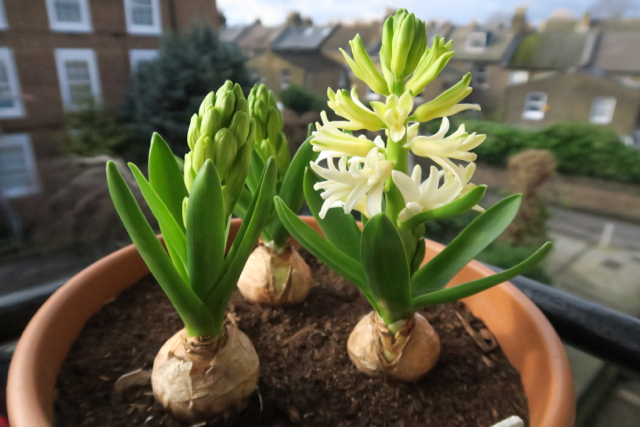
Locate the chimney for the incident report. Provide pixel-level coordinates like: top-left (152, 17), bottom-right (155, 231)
top-left (511, 7), bottom-right (527, 34)
top-left (576, 12), bottom-right (590, 33)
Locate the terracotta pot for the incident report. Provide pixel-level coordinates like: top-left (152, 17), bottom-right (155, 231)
top-left (7, 217), bottom-right (575, 426)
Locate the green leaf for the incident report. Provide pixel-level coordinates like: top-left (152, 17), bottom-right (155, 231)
top-left (148, 133), bottom-right (188, 230)
top-left (129, 164), bottom-right (188, 284)
top-left (246, 151), bottom-right (265, 195)
top-left (205, 158), bottom-right (277, 335)
top-left (274, 198), bottom-right (369, 293)
top-left (412, 242), bottom-right (553, 307)
top-left (412, 194), bottom-right (522, 297)
top-left (399, 185), bottom-right (486, 229)
top-left (268, 138), bottom-right (315, 247)
top-left (410, 238), bottom-right (426, 274)
top-left (304, 167), bottom-right (362, 261)
top-left (232, 187), bottom-right (252, 220)
top-left (186, 160), bottom-right (226, 299)
top-left (362, 214), bottom-right (413, 324)
top-left (106, 161), bottom-right (215, 337)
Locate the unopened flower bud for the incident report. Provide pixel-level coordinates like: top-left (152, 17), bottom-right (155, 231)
top-left (411, 73), bottom-right (480, 123)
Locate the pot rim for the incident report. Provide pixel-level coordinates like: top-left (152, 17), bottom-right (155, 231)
top-left (7, 217), bottom-right (574, 426)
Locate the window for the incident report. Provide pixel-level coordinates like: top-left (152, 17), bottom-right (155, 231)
top-left (54, 49), bottom-right (101, 110)
top-left (124, 0), bottom-right (162, 35)
top-left (45, 0), bottom-right (92, 33)
top-left (522, 92), bottom-right (548, 120)
top-left (465, 32), bottom-right (487, 53)
top-left (0, 0), bottom-right (8, 30)
top-left (473, 64), bottom-right (487, 87)
top-left (129, 49), bottom-right (159, 73)
top-left (590, 97), bottom-right (616, 125)
top-left (509, 71), bottom-right (529, 85)
top-left (0, 48), bottom-right (25, 119)
top-left (281, 69), bottom-right (291, 89)
top-left (0, 133), bottom-right (38, 198)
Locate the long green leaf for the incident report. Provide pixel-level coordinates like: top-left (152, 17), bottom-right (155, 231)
top-left (399, 185), bottom-right (486, 229)
top-left (274, 198), bottom-right (369, 292)
top-left (304, 167), bottom-right (362, 261)
top-left (205, 158), bottom-right (277, 335)
top-left (412, 242), bottom-right (553, 307)
top-left (186, 160), bottom-right (226, 299)
top-left (246, 151), bottom-right (265, 195)
top-left (412, 194), bottom-right (522, 297)
top-left (362, 214), bottom-right (413, 324)
top-left (106, 161), bottom-right (214, 337)
top-left (129, 164), bottom-right (188, 284)
top-left (232, 187), bottom-right (252, 220)
top-left (148, 133), bottom-right (188, 230)
top-left (268, 138), bottom-right (315, 247)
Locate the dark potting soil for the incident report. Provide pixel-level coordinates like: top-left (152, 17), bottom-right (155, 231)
top-left (54, 250), bottom-right (529, 427)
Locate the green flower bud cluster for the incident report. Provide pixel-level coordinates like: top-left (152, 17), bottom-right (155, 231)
top-left (380, 9), bottom-right (427, 87)
top-left (248, 84), bottom-right (290, 179)
top-left (185, 81), bottom-right (256, 215)
top-left (411, 73), bottom-right (479, 123)
top-left (405, 35), bottom-right (454, 95)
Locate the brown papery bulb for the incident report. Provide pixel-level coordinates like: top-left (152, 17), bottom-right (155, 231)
top-left (347, 311), bottom-right (440, 382)
top-left (237, 240), bottom-right (311, 306)
top-left (151, 325), bottom-right (259, 423)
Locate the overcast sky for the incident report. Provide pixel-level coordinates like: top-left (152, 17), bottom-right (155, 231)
top-left (217, 0), bottom-right (638, 27)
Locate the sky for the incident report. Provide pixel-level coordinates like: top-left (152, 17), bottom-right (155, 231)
top-left (217, 0), bottom-right (639, 27)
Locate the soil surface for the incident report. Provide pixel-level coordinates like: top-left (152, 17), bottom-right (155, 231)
top-left (55, 250), bottom-right (529, 427)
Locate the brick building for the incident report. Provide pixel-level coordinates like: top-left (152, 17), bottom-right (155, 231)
top-left (0, 0), bottom-right (220, 200)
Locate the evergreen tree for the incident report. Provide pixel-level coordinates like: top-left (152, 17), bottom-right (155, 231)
top-left (122, 25), bottom-right (253, 160)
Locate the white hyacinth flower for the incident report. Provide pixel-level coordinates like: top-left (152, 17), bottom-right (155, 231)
top-left (371, 91), bottom-right (414, 142)
top-left (312, 111), bottom-right (384, 158)
top-left (452, 162), bottom-right (484, 213)
top-left (404, 117), bottom-right (485, 181)
top-left (310, 148), bottom-right (393, 219)
top-left (327, 87), bottom-right (385, 131)
top-left (392, 164), bottom-right (463, 222)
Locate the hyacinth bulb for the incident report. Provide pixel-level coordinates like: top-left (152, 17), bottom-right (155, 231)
top-left (347, 311), bottom-right (440, 382)
top-left (237, 241), bottom-right (312, 306)
top-left (151, 325), bottom-right (259, 423)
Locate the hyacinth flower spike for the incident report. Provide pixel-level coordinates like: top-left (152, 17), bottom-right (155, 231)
top-left (275, 9), bottom-right (552, 382)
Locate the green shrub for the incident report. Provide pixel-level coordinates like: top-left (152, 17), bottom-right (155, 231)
top-left (422, 118), bottom-right (640, 183)
top-left (61, 101), bottom-right (129, 156)
top-left (121, 25), bottom-right (253, 161)
top-left (279, 85), bottom-right (325, 115)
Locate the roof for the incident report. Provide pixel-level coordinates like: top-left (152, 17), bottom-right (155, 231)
top-left (447, 25), bottom-right (516, 62)
top-left (219, 25), bottom-right (250, 43)
top-left (237, 24), bottom-right (283, 51)
top-left (274, 52), bottom-right (342, 70)
top-left (321, 23), bottom-right (380, 55)
top-left (592, 32), bottom-right (640, 73)
top-left (271, 25), bottom-right (338, 51)
top-left (509, 31), bottom-right (595, 70)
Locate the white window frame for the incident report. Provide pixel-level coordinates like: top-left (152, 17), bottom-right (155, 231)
top-left (0, 48), bottom-right (25, 119)
top-left (129, 49), bottom-right (159, 73)
top-left (124, 0), bottom-right (162, 35)
top-left (509, 71), bottom-right (529, 85)
top-left (54, 48), bottom-right (101, 111)
top-left (589, 96), bottom-right (616, 125)
top-left (0, 133), bottom-right (39, 198)
top-left (0, 0), bottom-right (8, 30)
top-left (281, 69), bottom-right (291, 89)
top-left (465, 32), bottom-right (487, 53)
top-left (522, 92), bottom-right (548, 121)
top-left (45, 0), bottom-right (92, 33)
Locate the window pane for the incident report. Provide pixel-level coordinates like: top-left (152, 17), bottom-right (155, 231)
top-left (69, 83), bottom-right (92, 105)
top-left (132, 0), bottom-right (153, 26)
top-left (65, 60), bottom-right (90, 83)
top-left (0, 145), bottom-right (29, 193)
top-left (55, 0), bottom-right (82, 23)
top-left (0, 62), bottom-right (14, 108)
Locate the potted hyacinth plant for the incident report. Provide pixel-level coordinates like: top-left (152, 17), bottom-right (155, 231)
top-left (275, 9), bottom-right (553, 381)
top-left (233, 84), bottom-right (315, 306)
top-left (107, 81), bottom-right (277, 422)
